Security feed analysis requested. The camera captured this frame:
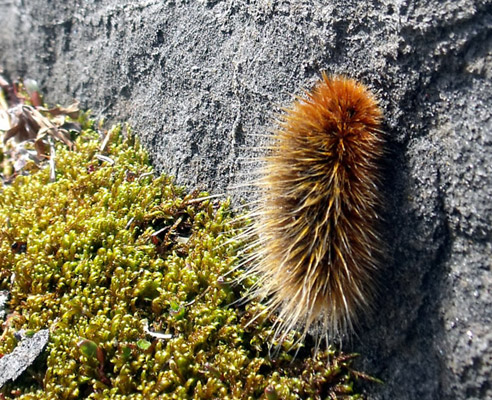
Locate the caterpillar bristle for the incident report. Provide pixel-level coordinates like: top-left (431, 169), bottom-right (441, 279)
top-left (241, 72), bottom-right (384, 350)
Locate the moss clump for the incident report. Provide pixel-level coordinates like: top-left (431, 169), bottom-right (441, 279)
top-left (0, 120), bottom-right (367, 399)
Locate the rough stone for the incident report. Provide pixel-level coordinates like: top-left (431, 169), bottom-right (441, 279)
top-left (0, 290), bottom-right (8, 320)
top-left (0, 329), bottom-right (49, 388)
top-left (0, 1), bottom-right (491, 399)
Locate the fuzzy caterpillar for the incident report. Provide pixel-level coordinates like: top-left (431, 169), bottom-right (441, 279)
top-left (243, 73), bottom-right (384, 347)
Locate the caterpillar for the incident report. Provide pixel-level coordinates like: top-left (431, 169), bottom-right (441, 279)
top-left (243, 73), bottom-right (384, 347)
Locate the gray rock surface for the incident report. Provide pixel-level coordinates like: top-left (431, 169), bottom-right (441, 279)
top-left (0, 1), bottom-right (491, 399)
top-left (0, 291), bottom-right (8, 320)
top-left (0, 329), bottom-right (49, 388)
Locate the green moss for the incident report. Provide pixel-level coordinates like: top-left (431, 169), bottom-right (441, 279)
top-left (0, 119), bottom-right (368, 399)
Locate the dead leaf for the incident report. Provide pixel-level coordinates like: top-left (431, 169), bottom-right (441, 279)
top-left (0, 76), bottom-right (79, 179)
top-left (3, 106), bottom-right (74, 157)
top-left (3, 105), bottom-right (39, 143)
top-left (40, 101), bottom-right (80, 119)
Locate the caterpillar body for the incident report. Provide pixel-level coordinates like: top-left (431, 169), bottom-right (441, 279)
top-left (245, 73), bottom-right (384, 346)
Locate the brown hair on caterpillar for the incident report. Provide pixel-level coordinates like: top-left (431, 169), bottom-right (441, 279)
top-left (242, 72), bottom-right (384, 349)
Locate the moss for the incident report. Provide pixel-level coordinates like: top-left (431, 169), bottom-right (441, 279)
top-left (0, 116), bottom-right (368, 399)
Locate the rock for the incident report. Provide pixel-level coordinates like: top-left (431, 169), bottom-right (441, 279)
top-left (0, 329), bottom-right (49, 388)
top-left (0, 1), bottom-right (490, 399)
top-left (0, 291), bottom-right (8, 320)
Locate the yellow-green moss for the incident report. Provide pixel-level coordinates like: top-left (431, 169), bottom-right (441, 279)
top-left (0, 120), bottom-right (367, 399)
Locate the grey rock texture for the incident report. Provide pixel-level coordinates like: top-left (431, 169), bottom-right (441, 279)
top-left (0, 329), bottom-right (49, 388)
top-left (0, 1), bottom-right (491, 399)
top-left (0, 290), bottom-right (8, 320)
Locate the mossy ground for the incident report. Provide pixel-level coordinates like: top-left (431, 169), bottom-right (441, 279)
top-left (0, 117), bottom-right (367, 399)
